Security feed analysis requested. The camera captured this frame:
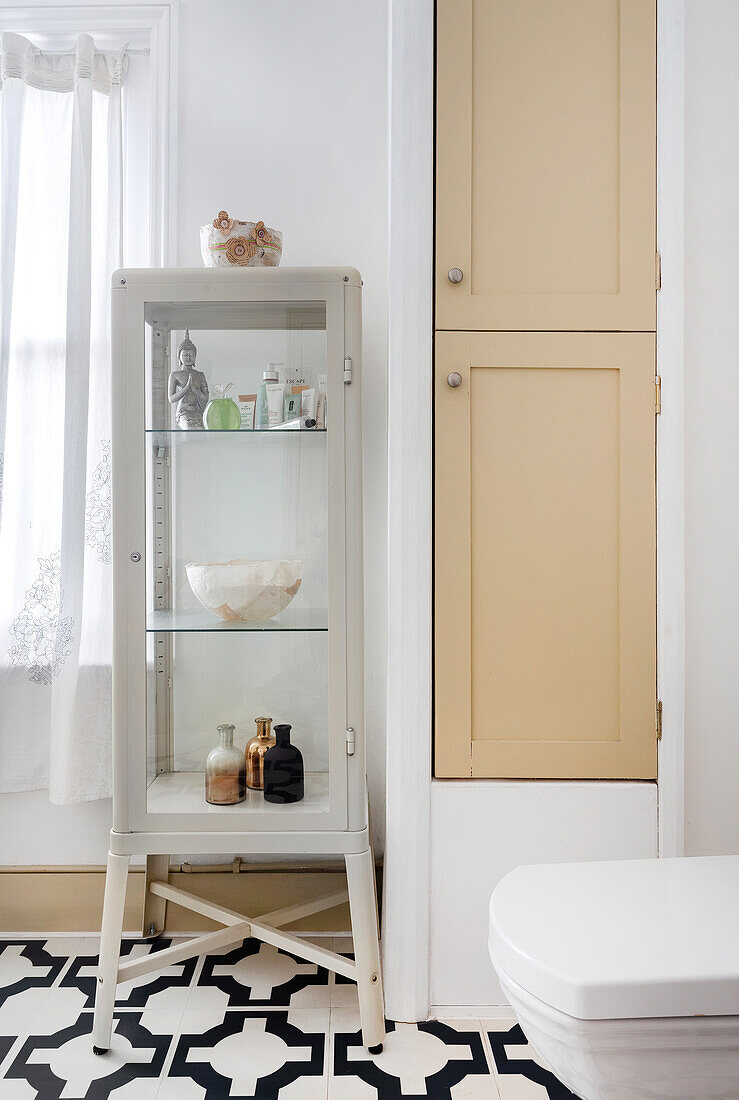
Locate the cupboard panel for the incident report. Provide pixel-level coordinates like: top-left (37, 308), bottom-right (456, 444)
top-left (434, 332), bottom-right (657, 779)
top-left (436, 0), bottom-right (656, 332)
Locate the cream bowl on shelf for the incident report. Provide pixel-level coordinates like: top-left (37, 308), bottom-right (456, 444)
top-left (185, 559), bottom-right (302, 622)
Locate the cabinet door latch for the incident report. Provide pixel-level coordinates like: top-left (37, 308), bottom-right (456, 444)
top-left (344, 357), bottom-right (352, 385)
top-left (346, 727), bottom-right (356, 756)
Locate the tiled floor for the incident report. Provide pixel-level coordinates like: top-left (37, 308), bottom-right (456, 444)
top-left (0, 937), bottom-right (580, 1099)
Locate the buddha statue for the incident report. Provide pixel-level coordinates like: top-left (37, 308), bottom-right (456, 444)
top-left (168, 329), bottom-right (209, 429)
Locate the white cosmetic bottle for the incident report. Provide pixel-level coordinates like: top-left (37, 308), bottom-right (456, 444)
top-left (256, 363), bottom-right (282, 429)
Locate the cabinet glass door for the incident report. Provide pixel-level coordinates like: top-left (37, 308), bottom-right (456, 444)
top-left (141, 298), bottom-right (338, 825)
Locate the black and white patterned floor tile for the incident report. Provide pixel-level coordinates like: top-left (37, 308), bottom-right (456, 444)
top-left (4, 1010), bottom-right (173, 1100)
top-left (168, 1008), bottom-right (327, 1099)
top-left (486, 1022), bottom-right (581, 1099)
top-left (61, 938), bottom-right (198, 1011)
top-left (331, 1010), bottom-right (495, 1099)
top-left (193, 936), bottom-right (331, 1009)
top-left (0, 938), bottom-right (585, 1099)
top-left (0, 939), bottom-right (78, 1039)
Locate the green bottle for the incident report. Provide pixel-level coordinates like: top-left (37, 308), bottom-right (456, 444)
top-left (204, 383), bottom-right (241, 430)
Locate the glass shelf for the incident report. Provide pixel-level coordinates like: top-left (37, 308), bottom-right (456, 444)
top-left (146, 428), bottom-right (326, 436)
top-left (146, 770), bottom-right (330, 814)
top-left (147, 609), bottom-right (328, 633)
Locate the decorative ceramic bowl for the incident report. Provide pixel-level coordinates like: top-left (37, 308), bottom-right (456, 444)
top-left (200, 211), bottom-right (283, 269)
top-left (186, 559), bottom-right (302, 622)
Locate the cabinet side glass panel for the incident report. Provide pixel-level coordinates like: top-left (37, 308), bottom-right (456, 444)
top-left (143, 301), bottom-right (330, 816)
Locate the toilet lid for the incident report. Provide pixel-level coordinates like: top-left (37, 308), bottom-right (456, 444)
top-left (489, 855), bottom-right (739, 1020)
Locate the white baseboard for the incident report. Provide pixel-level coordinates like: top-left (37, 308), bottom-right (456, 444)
top-left (429, 1005), bottom-right (516, 1020)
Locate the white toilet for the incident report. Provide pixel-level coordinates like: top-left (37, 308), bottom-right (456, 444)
top-left (489, 855), bottom-right (739, 1099)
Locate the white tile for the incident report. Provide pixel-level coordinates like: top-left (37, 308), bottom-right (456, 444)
top-left (286, 1007), bottom-right (330, 1034)
top-left (492, 1075), bottom-right (552, 1100)
top-left (279, 1074), bottom-right (328, 1099)
top-left (0, 987), bottom-right (57, 1037)
top-left (330, 981), bottom-right (359, 1009)
top-left (183, 982), bottom-right (231, 1018)
top-left (327, 1072), bottom-right (376, 1099)
top-left (0, 1079), bottom-right (38, 1098)
top-left (450, 1075), bottom-right (502, 1099)
top-left (483, 1017), bottom-right (518, 1033)
top-left (330, 1006), bottom-right (360, 1033)
top-left (29, 985), bottom-right (88, 1024)
top-left (156, 1077), bottom-right (206, 1100)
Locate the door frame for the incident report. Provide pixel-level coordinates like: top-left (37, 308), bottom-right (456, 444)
top-left (383, 0), bottom-right (685, 1021)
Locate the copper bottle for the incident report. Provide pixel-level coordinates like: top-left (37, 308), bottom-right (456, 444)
top-left (245, 717), bottom-right (275, 790)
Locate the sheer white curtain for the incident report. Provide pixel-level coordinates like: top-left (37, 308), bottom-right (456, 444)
top-left (0, 32), bottom-right (127, 803)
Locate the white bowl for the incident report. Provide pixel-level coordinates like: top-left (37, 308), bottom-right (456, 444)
top-left (185, 559), bottom-right (302, 622)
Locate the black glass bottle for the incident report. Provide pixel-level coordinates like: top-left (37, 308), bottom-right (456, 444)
top-left (263, 723), bottom-right (304, 804)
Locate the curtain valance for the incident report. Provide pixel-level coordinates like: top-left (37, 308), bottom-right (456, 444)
top-left (0, 32), bottom-right (128, 94)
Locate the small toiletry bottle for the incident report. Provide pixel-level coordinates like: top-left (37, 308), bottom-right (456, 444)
top-left (245, 716), bottom-right (275, 790)
top-left (263, 723), bottom-right (304, 804)
top-left (205, 724), bottom-right (246, 805)
top-left (203, 383), bottom-right (241, 430)
top-left (256, 364), bottom-right (282, 429)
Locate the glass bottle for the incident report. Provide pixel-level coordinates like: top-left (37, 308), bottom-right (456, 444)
top-left (205, 724), bottom-right (246, 805)
top-left (245, 716), bottom-right (275, 790)
top-left (204, 382), bottom-right (241, 430)
top-left (263, 723), bottom-right (304, 804)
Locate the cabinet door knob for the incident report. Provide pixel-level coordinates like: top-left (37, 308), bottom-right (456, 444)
top-left (447, 267), bottom-right (464, 284)
top-left (446, 372), bottom-right (463, 389)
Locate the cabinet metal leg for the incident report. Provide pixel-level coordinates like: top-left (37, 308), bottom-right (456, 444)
top-left (142, 854), bottom-right (169, 937)
top-left (346, 846), bottom-right (385, 1052)
top-left (92, 851), bottom-right (129, 1053)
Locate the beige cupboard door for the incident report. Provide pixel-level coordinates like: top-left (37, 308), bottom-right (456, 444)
top-left (435, 332), bottom-right (657, 779)
top-left (436, 0), bottom-right (657, 333)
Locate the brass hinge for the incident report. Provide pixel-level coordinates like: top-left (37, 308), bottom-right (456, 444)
top-left (656, 700), bottom-right (663, 741)
top-left (655, 251), bottom-right (662, 291)
top-left (655, 375), bottom-right (661, 415)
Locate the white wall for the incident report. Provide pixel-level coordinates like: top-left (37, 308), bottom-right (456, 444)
top-left (429, 781), bottom-right (658, 1008)
top-left (0, 0), bottom-right (389, 864)
top-left (683, 0), bottom-right (739, 856)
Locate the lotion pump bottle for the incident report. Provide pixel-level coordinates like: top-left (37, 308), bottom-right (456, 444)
top-left (256, 363), bottom-right (282, 429)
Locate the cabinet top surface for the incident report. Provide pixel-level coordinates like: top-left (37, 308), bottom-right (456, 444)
top-left (111, 266), bottom-right (362, 290)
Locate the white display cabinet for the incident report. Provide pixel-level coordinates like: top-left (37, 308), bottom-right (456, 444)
top-left (92, 268), bottom-right (384, 1054)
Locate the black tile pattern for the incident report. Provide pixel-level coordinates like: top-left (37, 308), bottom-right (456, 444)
top-left (6, 1011), bottom-right (170, 1099)
top-left (169, 1009), bottom-right (325, 1099)
top-left (0, 938), bottom-right (592, 1099)
top-left (334, 1019), bottom-right (491, 1099)
top-left (197, 936), bottom-right (329, 1006)
top-left (0, 940), bottom-right (67, 1007)
top-left (488, 1024), bottom-right (582, 1099)
top-left (61, 937), bottom-right (198, 1008)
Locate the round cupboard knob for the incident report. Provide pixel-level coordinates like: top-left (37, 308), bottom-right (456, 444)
top-left (446, 372), bottom-right (463, 389)
top-left (447, 267), bottom-right (464, 284)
